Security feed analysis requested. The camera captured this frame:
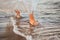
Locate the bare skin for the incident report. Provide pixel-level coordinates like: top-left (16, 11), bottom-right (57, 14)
top-left (29, 12), bottom-right (39, 34)
top-left (29, 12), bottom-right (39, 26)
top-left (15, 9), bottom-right (21, 19)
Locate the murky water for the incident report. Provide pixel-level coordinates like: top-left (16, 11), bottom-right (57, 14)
top-left (34, 1), bottom-right (60, 40)
top-left (0, 0), bottom-right (60, 40)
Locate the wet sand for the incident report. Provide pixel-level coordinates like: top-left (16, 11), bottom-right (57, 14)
top-left (0, 23), bottom-right (26, 40)
top-left (0, 0), bottom-right (60, 40)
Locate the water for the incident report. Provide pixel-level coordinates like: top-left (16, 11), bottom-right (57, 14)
top-left (0, 0), bottom-right (60, 40)
top-left (33, 1), bottom-right (60, 40)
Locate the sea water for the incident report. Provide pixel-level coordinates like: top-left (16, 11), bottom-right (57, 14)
top-left (0, 0), bottom-right (60, 40)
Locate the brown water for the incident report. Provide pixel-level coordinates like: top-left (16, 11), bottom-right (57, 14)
top-left (0, 1), bottom-right (60, 40)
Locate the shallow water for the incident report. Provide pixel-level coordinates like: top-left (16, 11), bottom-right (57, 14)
top-left (0, 0), bottom-right (60, 40)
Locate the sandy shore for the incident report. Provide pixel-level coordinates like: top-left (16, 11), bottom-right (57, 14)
top-left (0, 23), bottom-right (26, 40)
